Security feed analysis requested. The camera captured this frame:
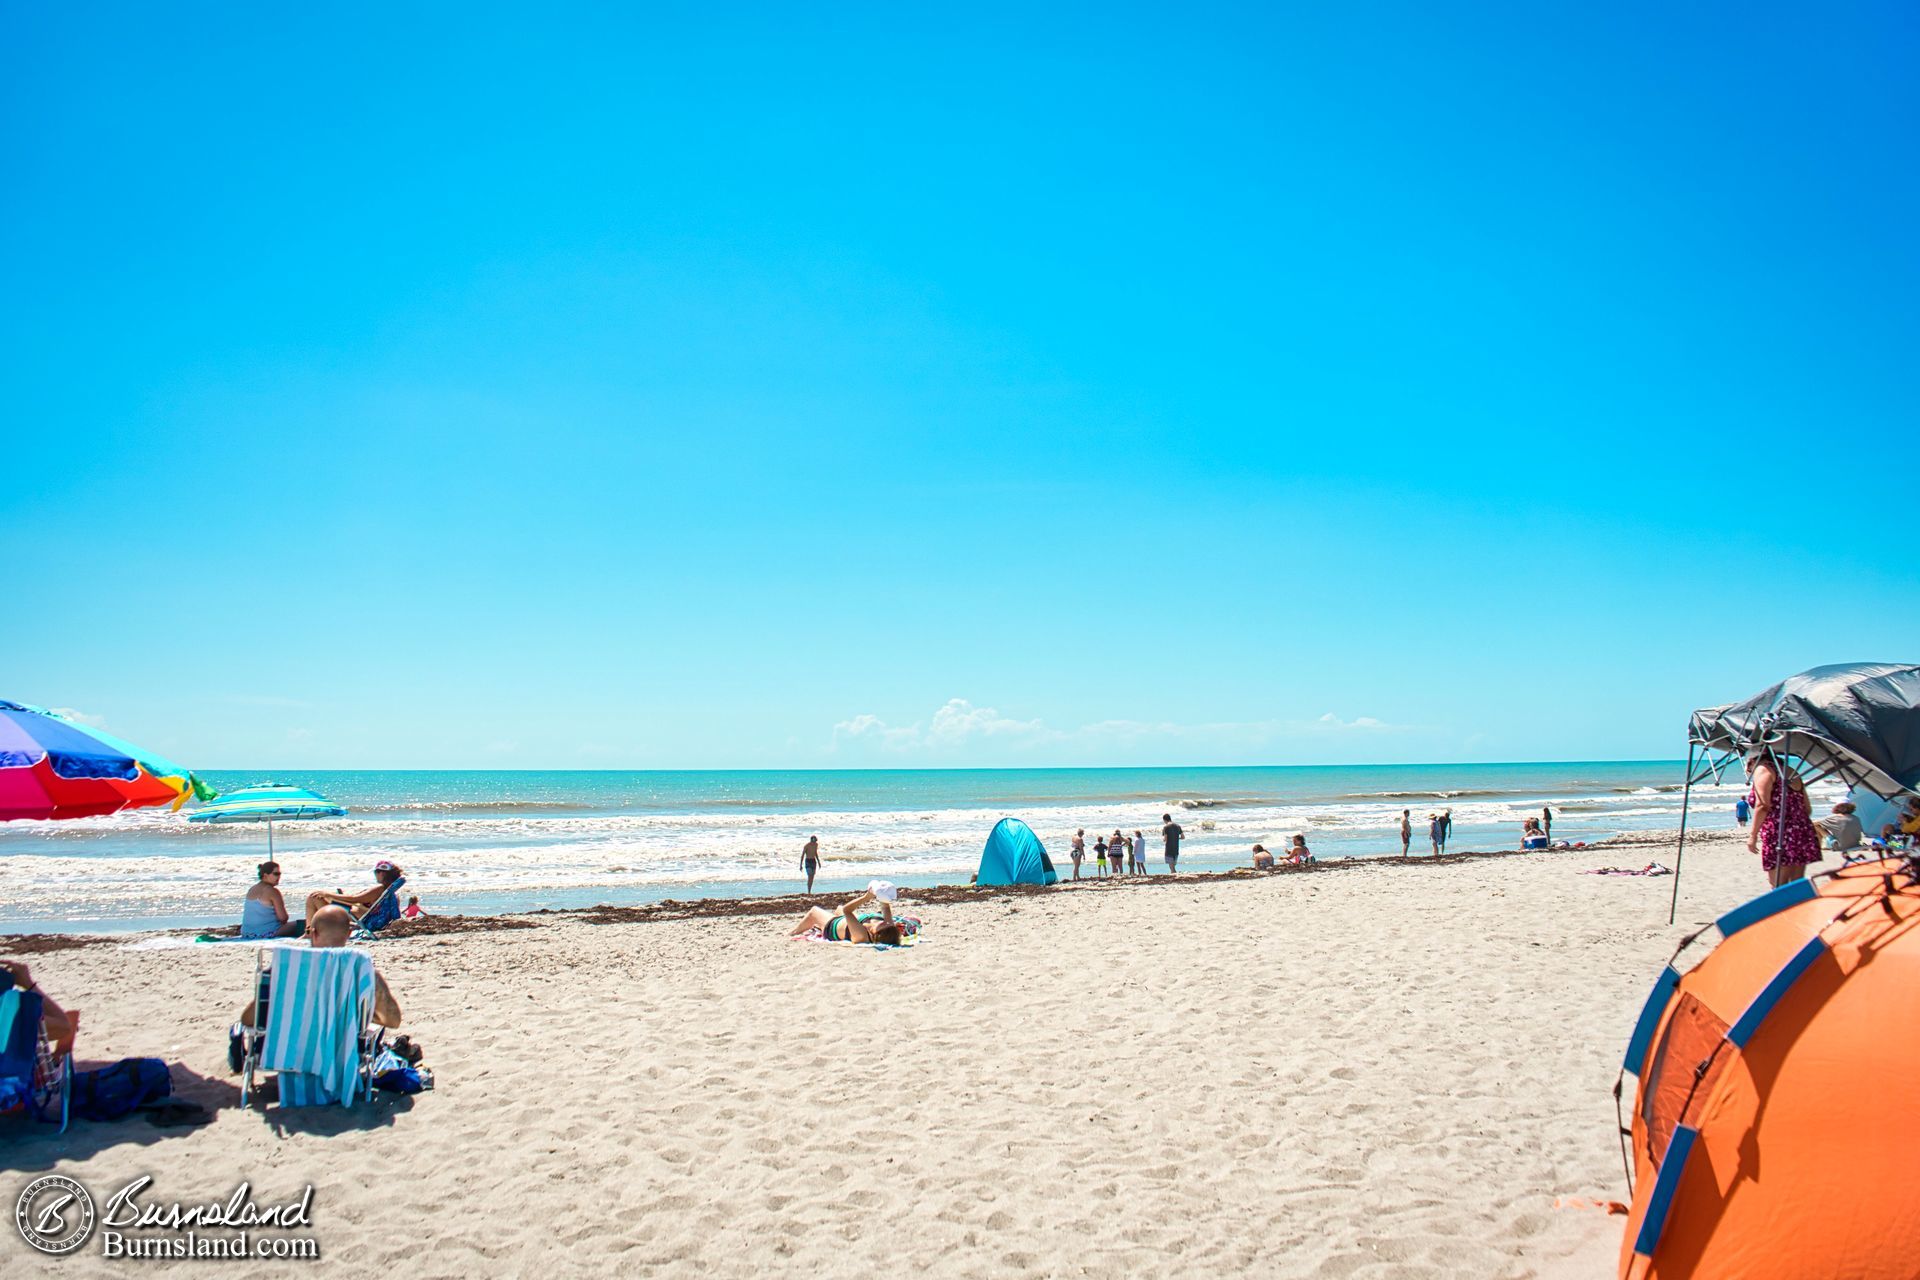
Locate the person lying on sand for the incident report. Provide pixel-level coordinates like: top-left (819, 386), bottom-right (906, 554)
top-left (240, 906), bottom-right (403, 1031)
top-left (789, 889), bottom-right (904, 946)
top-left (0, 960), bottom-right (78, 1057)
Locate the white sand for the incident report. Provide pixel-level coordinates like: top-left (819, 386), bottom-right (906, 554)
top-left (3, 832), bottom-right (1766, 1277)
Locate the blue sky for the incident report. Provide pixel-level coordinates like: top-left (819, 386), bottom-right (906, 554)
top-left (4, 3), bottom-right (1915, 769)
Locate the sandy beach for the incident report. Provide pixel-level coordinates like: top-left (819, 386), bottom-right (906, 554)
top-left (3, 830), bottom-right (1763, 1277)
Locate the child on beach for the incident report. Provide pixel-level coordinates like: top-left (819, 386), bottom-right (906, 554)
top-left (401, 895), bottom-right (426, 920)
top-left (1133, 830), bottom-right (1148, 874)
top-left (1094, 837), bottom-right (1109, 876)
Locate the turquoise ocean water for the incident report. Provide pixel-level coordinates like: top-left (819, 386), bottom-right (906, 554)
top-left (0, 762), bottom-right (1761, 932)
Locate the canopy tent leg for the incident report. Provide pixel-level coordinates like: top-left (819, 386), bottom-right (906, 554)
top-left (1668, 744), bottom-right (1696, 925)
top-left (1770, 743), bottom-right (1791, 887)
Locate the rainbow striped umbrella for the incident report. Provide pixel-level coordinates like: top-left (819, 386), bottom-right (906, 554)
top-left (0, 700), bottom-right (210, 821)
top-left (187, 784), bottom-right (347, 856)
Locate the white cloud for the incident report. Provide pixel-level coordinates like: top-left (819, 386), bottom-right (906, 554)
top-left (1316, 713), bottom-right (1388, 730)
top-left (833, 700), bottom-right (1407, 756)
top-left (927, 698), bottom-right (1047, 744)
top-left (49, 707), bottom-right (108, 729)
top-left (833, 712), bottom-right (930, 751)
top-left (834, 700), bottom-right (1049, 751)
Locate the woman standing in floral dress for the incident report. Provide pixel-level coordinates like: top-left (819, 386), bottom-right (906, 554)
top-left (1747, 750), bottom-right (1822, 888)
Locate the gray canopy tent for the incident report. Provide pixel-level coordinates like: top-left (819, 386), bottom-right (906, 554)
top-left (1669, 662), bottom-right (1920, 922)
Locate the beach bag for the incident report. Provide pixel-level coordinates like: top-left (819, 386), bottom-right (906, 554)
top-left (370, 1046), bottom-right (432, 1094)
top-left (373, 1065), bottom-right (427, 1094)
top-left (71, 1057), bottom-right (171, 1121)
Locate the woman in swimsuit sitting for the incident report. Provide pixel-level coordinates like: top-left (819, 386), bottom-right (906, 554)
top-left (307, 860), bottom-right (404, 924)
top-left (789, 889), bottom-right (905, 946)
top-left (242, 861), bottom-right (305, 939)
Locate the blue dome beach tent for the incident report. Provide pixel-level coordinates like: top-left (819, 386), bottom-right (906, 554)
top-left (976, 818), bottom-right (1057, 886)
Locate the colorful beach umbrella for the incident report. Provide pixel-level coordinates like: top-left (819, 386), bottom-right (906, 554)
top-left (0, 700), bottom-right (209, 822)
top-left (186, 784), bottom-right (347, 856)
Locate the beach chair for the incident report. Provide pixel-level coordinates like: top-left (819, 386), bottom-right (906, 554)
top-left (351, 876), bottom-right (407, 940)
top-left (240, 946), bottom-right (380, 1108)
top-left (0, 985), bottom-right (72, 1133)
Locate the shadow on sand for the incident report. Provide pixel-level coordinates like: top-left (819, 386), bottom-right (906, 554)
top-left (3, 1060), bottom-right (417, 1172)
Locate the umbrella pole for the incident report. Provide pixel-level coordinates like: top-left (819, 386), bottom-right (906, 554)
top-left (268, 820), bottom-right (274, 859)
top-left (1668, 744), bottom-right (1696, 925)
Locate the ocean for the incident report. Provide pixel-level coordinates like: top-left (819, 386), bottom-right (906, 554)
top-left (0, 761), bottom-right (1777, 932)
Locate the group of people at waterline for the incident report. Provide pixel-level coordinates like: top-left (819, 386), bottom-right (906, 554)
top-left (797, 805), bottom-right (1578, 891)
top-left (1065, 818), bottom-right (1186, 878)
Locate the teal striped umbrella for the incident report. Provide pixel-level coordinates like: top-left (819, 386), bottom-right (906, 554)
top-left (187, 784), bottom-right (347, 856)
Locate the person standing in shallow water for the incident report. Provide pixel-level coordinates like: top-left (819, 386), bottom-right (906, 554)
top-left (1162, 812), bottom-right (1184, 873)
top-left (1438, 809), bottom-right (1453, 853)
top-left (1399, 810), bottom-right (1412, 856)
top-left (1541, 806), bottom-right (1553, 840)
top-left (1428, 813), bottom-right (1443, 857)
top-left (1069, 829), bottom-right (1086, 880)
top-left (1134, 829), bottom-right (1149, 875)
top-left (801, 836), bottom-right (821, 894)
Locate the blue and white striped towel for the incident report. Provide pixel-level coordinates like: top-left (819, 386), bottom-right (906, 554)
top-left (260, 947), bottom-right (374, 1107)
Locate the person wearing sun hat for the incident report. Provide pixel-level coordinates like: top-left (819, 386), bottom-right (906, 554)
top-left (306, 859), bottom-right (405, 926)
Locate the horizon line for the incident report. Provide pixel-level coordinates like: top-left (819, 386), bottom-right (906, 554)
top-left (189, 757), bottom-right (1692, 774)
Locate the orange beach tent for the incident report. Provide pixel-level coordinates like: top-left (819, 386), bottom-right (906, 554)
top-left (1617, 857), bottom-right (1920, 1278)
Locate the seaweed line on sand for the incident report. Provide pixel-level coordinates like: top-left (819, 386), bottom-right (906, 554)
top-left (0, 829), bottom-right (1723, 955)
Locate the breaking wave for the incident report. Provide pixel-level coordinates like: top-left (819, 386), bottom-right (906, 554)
top-left (0, 763), bottom-right (1746, 927)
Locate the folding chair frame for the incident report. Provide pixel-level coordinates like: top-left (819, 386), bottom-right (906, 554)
top-left (351, 877), bottom-right (407, 942)
top-left (241, 947), bottom-right (381, 1107)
